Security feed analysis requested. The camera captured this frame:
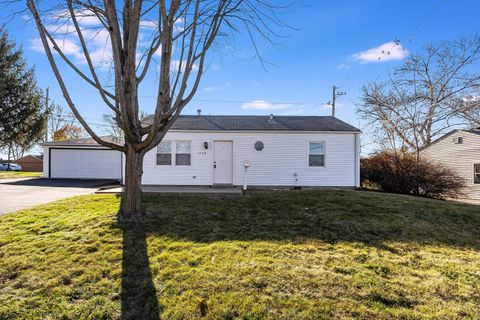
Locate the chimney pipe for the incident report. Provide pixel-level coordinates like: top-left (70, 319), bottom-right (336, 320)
top-left (197, 109), bottom-right (201, 116)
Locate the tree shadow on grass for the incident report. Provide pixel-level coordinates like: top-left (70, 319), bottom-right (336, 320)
top-left (119, 217), bottom-right (160, 320)
top-left (116, 190), bottom-right (479, 317)
top-left (141, 190), bottom-right (480, 249)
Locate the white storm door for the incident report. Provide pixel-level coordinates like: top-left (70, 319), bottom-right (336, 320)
top-left (213, 141), bottom-right (233, 184)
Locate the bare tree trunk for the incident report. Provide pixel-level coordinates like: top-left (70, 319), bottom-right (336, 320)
top-left (121, 145), bottom-right (145, 219)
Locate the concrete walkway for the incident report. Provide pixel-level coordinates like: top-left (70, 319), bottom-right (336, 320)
top-left (97, 185), bottom-right (242, 194)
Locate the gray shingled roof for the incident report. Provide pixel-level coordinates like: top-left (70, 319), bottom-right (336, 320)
top-left (42, 135), bottom-right (123, 146)
top-left (420, 128), bottom-right (480, 151)
top-left (144, 115), bottom-right (361, 132)
top-left (42, 115), bottom-right (360, 146)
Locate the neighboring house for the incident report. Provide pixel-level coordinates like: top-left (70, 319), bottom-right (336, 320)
top-left (15, 155), bottom-right (43, 172)
top-left (42, 115), bottom-right (361, 188)
top-left (421, 129), bottom-right (480, 201)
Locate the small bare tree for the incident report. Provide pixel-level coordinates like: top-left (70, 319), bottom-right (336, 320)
top-left (358, 36), bottom-right (480, 153)
top-left (47, 103), bottom-right (80, 141)
top-left (22, 0), bottom-right (290, 217)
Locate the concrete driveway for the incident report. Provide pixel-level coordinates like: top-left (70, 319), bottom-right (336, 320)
top-left (0, 178), bottom-right (118, 215)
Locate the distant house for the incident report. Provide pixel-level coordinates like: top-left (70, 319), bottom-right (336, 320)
top-left (15, 155), bottom-right (43, 172)
top-left (42, 115), bottom-right (361, 188)
top-left (421, 129), bottom-right (480, 202)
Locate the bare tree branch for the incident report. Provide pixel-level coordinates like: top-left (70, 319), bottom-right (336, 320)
top-left (358, 35), bottom-right (480, 152)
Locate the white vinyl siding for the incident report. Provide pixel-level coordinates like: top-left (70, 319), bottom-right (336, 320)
top-left (422, 131), bottom-right (480, 201)
top-left (141, 131), bottom-right (358, 187)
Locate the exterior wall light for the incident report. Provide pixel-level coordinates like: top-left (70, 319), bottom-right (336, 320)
top-left (203, 142), bottom-right (208, 149)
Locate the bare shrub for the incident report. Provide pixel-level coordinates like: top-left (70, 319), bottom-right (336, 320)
top-left (361, 149), bottom-right (466, 199)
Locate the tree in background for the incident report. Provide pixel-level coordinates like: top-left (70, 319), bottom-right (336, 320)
top-left (53, 124), bottom-right (84, 141)
top-left (25, 0), bottom-right (291, 217)
top-left (357, 36), bottom-right (480, 153)
top-left (47, 102), bottom-right (81, 141)
top-left (0, 27), bottom-right (46, 167)
top-left (455, 95), bottom-right (480, 128)
top-left (102, 110), bottom-right (147, 139)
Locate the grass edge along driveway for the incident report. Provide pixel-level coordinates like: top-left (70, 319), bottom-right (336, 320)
top-left (0, 190), bottom-right (479, 319)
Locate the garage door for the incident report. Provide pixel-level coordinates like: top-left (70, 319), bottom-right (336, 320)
top-left (50, 148), bottom-right (122, 179)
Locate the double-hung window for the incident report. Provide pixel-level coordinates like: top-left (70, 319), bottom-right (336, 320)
top-left (156, 140), bottom-right (191, 165)
top-left (156, 141), bottom-right (172, 165)
top-left (175, 141), bottom-right (191, 165)
top-left (309, 142), bottom-right (325, 167)
top-left (474, 164), bottom-right (480, 184)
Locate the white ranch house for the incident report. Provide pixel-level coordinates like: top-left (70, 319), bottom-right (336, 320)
top-left (421, 129), bottom-right (480, 202)
top-left (42, 115), bottom-right (361, 188)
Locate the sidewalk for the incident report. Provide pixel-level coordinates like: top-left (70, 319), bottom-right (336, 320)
top-left (96, 185), bottom-right (242, 194)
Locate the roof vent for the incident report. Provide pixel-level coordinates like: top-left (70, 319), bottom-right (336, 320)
top-left (268, 114), bottom-right (274, 121)
top-left (197, 109), bottom-right (202, 116)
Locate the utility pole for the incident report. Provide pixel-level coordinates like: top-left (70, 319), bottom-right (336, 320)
top-left (45, 87), bottom-right (49, 141)
top-left (331, 85), bottom-right (346, 117)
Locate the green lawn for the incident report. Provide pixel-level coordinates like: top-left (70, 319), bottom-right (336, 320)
top-left (0, 190), bottom-right (479, 319)
top-left (0, 171), bottom-right (42, 179)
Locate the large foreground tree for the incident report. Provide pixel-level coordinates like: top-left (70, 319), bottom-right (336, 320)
top-left (24, 0), bottom-right (290, 217)
top-left (357, 36), bottom-right (480, 153)
top-left (0, 27), bottom-right (46, 165)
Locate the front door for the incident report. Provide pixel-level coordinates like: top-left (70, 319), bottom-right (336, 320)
top-left (213, 141), bottom-right (233, 184)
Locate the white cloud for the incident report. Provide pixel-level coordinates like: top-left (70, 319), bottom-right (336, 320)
top-left (29, 9), bottom-right (185, 72)
top-left (30, 30), bottom-right (113, 68)
top-left (352, 41), bottom-right (409, 63)
top-left (29, 38), bottom-right (46, 53)
top-left (174, 17), bottom-right (185, 33)
top-left (140, 20), bottom-right (158, 29)
top-left (29, 37), bottom-right (80, 55)
top-left (204, 82), bottom-right (231, 92)
top-left (337, 63), bottom-right (350, 70)
top-left (52, 9), bottom-right (102, 26)
top-left (46, 24), bottom-right (76, 34)
top-left (241, 100), bottom-right (290, 110)
top-left (171, 59), bottom-right (198, 72)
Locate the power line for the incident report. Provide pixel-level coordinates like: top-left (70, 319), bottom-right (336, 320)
top-left (46, 87), bottom-right (327, 107)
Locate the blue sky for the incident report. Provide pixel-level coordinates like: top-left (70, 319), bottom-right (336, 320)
top-left (2, 0), bottom-right (480, 154)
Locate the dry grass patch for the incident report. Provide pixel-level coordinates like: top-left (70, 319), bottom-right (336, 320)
top-left (0, 171), bottom-right (42, 179)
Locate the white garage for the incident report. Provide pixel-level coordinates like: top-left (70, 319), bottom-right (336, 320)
top-left (43, 137), bottom-right (122, 180)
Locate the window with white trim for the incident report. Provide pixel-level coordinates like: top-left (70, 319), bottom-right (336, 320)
top-left (474, 164), bottom-right (480, 184)
top-left (309, 142), bottom-right (325, 167)
top-left (156, 141), bottom-right (172, 165)
top-left (175, 141), bottom-right (191, 165)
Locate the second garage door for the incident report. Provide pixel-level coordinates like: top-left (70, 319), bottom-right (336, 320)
top-left (50, 148), bottom-right (122, 180)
